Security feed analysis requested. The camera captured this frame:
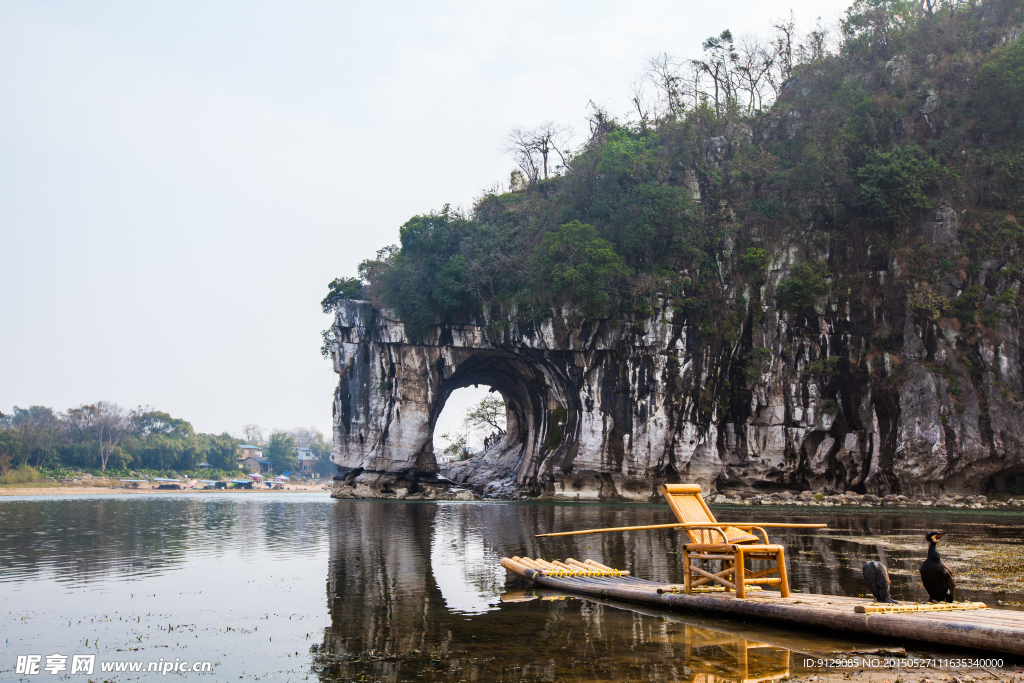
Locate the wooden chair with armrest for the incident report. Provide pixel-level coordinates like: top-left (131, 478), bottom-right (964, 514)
top-left (661, 484), bottom-right (791, 598)
top-left (533, 483), bottom-right (825, 599)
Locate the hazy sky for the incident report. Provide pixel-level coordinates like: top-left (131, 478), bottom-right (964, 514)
top-left (1, 0), bottom-right (851, 440)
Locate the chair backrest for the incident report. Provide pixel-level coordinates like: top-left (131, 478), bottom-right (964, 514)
top-left (660, 484), bottom-right (759, 545)
top-left (661, 484), bottom-right (720, 544)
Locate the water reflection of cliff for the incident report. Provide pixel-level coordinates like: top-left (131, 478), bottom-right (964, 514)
top-left (316, 502), bottom-right (801, 682)
top-left (316, 502), bottom-right (1024, 681)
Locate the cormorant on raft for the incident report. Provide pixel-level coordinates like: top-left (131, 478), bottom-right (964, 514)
top-left (862, 561), bottom-right (898, 603)
top-left (920, 531), bottom-right (955, 603)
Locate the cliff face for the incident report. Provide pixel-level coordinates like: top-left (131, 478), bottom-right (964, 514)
top-left (328, 229), bottom-right (1024, 500)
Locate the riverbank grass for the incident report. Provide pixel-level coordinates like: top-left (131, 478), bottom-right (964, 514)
top-left (0, 465), bottom-right (50, 486)
top-left (0, 465), bottom-right (121, 489)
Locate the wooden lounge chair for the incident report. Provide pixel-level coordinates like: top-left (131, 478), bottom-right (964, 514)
top-left (533, 485), bottom-right (824, 599)
top-left (661, 484), bottom-right (789, 598)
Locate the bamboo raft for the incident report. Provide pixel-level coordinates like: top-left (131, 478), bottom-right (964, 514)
top-left (502, 556), bottom-right (1024, 657)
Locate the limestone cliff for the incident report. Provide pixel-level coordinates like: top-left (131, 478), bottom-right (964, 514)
top-left (327, 228), bottom-right (1024, 500)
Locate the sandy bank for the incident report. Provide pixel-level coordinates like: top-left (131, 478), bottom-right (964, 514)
top-left (0, 483), bottom-right (332, 496)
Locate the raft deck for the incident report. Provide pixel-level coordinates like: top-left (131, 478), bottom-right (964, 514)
top-left (502, 556), bottom-right (1024, 657)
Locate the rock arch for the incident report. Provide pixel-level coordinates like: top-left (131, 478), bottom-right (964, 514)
top-left (430, 352), bottom-right (577, 486)
top-left (327, 299), bottom-right (732, 500)
top-left (329, 301), bottom-right (586, 498)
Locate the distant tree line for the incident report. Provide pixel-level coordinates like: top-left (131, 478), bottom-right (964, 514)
top-left (0, 405), bottom-right (336, 477)
top-left (0, 403), bottom-right (239, 473)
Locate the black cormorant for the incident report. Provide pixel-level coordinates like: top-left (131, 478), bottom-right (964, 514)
top-left (920, 531), bottom-right (955, 603)
top-left (862, 560), bottom-right (898, 603)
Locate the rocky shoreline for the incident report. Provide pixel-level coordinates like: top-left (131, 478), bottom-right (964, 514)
top-left (331, 476), bottom-right (1024, 510)
top-left (706, 489), bottom-right (1024, 510)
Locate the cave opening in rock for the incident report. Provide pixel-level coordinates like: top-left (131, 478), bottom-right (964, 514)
top-left (985, 466), bottom-right (1024, 495)
top-left (433, 385), bottom-right (508, 463)
top-left (425, 350), bottom-right (565, 483)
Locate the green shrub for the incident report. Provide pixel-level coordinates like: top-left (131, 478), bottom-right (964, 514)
top-left (854, 144), bottom-right (938, 230)
top-left (990, 147), bottom-right (1024, 212)
top-left (534, 221), bottom-right (628, 317)
top-left (376, 208), bottom-right (479, 339)
top-left (995, 288), bottom-right (1017, 306)
top-left (805, 356), bottom-right (841, 376)
top-left (321, 277), bottom-right (364, 313)
top-left (776, 261), bottom-right (829, 314)
top-left (739, 247), bottom-right (771, 279)
top-left (743, 347), bottom-right (773, 382)
top-left (908, 282), bottom-right (945, 321)
top-left (750, 198), bottom-right (780, 218)
top-left (947, 285), bottom-right (982, 327)
top-left (975, 38), bottom-right (1024, 136)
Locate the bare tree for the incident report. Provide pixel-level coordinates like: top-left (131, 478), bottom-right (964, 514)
top-left (585, 100), bottom-right (615, 141)
top-left (286, 426), bottom-right (320, 449)
top-left (506, 127), bottom-right (541, 186)
top-left (797, 17), bottom-right (835, 64)
top-left (534, 122), bottom-right (571, 179)
top-left (682, 60), bottom-right (707, 110)
top-left (768, 12), bottom-right (796, 96)
top-left (737, 35), bottom-right (775, 113)
top-left (64, 404), bottom-right (99, 443)
top-left (644, 53), bottom-right (686, 117)
top-left (242, 423), bottom-right (264, 445)
top-left (630, 77), bottom-right (653, 126)
top-left (504, 123), bottom-right (572, 185)
top-left (625, 14), bottom-right (839, 122)
top-left (94, 401), bottom-right (130, 472)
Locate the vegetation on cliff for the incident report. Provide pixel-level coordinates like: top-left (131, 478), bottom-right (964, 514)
top-left (330, 0), bottom-right (1023, 335)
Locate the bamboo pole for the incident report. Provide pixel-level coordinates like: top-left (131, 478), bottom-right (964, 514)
top-left (500, 557), bottom-right (534, 575)
top-left (509, 556), bottom-right (631, 577)
top-left (536, 522), bottom-right (688, 537)
top-left (517, 557), bottom-right (547, 571)
top-left (854, 601), bottom-right (987, 614)
top-left (583, 559), bottom-right (615, 571)
top-left (535, 522), bottom-right (827, 538)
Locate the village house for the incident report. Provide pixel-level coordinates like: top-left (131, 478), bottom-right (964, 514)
top-left (238, 444), bottom-right (263, 459)
top-left (239, 456), bottom-right (273, 473)
top-left (294, 448), bottom-right (317, 476)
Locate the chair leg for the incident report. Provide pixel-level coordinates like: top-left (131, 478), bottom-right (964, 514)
top-left (734, 549), bottom-right (746, 599)
top-left (776, 549), bottom-right (790, 597)
top-left (683, 551), bottom-right (692, 594)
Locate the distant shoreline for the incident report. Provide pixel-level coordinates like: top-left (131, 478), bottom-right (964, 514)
top-left (0, 484), bottom-right (331, 496)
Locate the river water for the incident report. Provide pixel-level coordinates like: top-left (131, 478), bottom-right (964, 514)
top-left (1, 493), bottom-right (1023, 682)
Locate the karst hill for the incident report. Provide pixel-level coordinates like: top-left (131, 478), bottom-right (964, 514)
top-left (324, 0), bottom-right (1024, 500)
